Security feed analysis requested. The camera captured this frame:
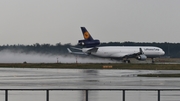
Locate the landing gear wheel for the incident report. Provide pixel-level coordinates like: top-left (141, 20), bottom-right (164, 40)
top-left (123, 60), bottom-right (131, 63)
top-left (152, 58), bottom-right (155, 64)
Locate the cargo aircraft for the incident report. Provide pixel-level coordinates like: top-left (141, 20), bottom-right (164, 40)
top-left (67, 27), bottom-right (165, 63)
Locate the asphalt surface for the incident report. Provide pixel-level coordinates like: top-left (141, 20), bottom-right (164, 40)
top-left (0, 68), bottom-right (180, 101)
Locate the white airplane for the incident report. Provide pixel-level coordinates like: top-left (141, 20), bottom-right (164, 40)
top-left (68, 27), bottom-right (165, 63)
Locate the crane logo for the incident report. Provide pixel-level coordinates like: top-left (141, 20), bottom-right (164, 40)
top-left (84, 32), bottom-right (90, 39)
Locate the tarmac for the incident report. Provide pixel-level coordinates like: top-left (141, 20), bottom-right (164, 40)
top-left (0, 68), bottom-right (180, 101)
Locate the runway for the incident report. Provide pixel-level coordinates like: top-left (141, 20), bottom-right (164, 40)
top-left (0, 68), bottom-right (180, 101)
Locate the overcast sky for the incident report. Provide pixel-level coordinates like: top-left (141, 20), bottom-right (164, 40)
top-left (0, 0), bottom-right (180, 45)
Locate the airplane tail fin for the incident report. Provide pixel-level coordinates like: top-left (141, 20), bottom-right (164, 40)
top-left (81, 27), bottom-right (94, 41)
top-left (78, 27), bottom-right (100, 48)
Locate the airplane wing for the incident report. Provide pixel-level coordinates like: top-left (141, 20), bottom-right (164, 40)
top-left (110, 48), bottom-right (143, 58)
top-left (121, 48), bottom-right (147, 61)
top-left (123, 48), bottom-right (144, 58)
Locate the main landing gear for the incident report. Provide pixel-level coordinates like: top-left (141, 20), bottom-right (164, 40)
top-left (151, 58), bottom-right (155, 64)
top-left (123, 58), bottom-right (155, 63)
top-left (123, 60), bottom-right (131, 63)
top-left (123, 57), bottom-right (131, 63)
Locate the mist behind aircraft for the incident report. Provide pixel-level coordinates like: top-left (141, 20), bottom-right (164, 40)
top-left (0, 49), bottom-right (116, 63)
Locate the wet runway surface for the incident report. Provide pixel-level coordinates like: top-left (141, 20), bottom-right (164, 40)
top-left (0, 68), bottom-right (180, 89)
top-left (0, 68), bottom-right (180, 101)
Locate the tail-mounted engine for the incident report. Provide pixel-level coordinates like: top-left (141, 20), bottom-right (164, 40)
top-left (78, 40), bottom-right (100, 48)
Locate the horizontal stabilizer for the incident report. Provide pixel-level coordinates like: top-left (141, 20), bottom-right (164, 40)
top-left (67, 48), bottom-right (87, 55)
top-left (87, 47), bottom-right (98, 53)
top-left (67, 48), bottom-right (72, 53)
top-left (71, 47), bottom-right (82, 51)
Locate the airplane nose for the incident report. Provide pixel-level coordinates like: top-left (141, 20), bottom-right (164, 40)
top-left (161, 51), bottom-right (165, 55)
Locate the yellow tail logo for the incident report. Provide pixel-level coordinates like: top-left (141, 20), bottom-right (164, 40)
top-left (83, 31), bottom-right (90, 39)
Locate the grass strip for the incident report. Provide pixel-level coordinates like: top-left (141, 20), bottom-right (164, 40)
top-left (138, 74), bottom-right (180, 77)
top-left (0, 63), bottom-right (179, 70)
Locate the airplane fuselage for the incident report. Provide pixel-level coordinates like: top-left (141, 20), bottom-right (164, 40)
top-left (82, 46), bottom-right (165, 59)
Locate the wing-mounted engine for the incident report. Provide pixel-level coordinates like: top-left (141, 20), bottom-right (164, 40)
top-left (136, 48), bottom-right (147, 60)
top-left (78, 39), bottom-right (100, 48)
top-left (136, 54), bottom-right (147, 60)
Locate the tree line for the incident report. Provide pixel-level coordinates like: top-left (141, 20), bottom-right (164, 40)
top-left (0, 42), bottom-right (179, 58)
